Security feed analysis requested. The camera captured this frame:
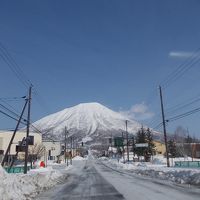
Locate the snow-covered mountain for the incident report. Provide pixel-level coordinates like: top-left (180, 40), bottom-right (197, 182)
top-left (32, 102), bottom-right (145, 144)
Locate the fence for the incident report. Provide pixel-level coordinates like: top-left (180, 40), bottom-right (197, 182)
top-left (4, 166), bottom-right (32, 173)
top-left (174, 161), bottom-right (200, 168)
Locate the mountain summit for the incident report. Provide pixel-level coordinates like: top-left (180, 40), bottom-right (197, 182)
top-left (33, 102), bottom-right (142, 143)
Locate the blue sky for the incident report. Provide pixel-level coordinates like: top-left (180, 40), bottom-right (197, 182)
top-left (0, 0), bottom-right (200, 137)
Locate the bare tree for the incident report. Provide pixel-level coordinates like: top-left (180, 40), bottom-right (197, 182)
top-left (29, 143), bottom-right (45, 160)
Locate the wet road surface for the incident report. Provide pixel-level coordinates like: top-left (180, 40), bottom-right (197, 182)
top-left (37, 160), bottom-right (124, 200)
top-left (36, 158), bottom-right (200, 200)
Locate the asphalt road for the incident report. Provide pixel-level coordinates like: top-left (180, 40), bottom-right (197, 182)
top-left (36, 158), bottom-right (200, 200)
top-left (36, 159), bottom-right (125, 200)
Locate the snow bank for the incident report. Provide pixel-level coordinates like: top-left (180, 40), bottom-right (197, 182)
top-left (0, 165), bottom-right (69, 200)
top-left (101, 158), bottom-right (200, 186)
top-left (82, 136), bottom-right (92, 143)
top-left (98, 157), bottom-right (109, 161)
top-left (73, 156), bottom-right (85, 161)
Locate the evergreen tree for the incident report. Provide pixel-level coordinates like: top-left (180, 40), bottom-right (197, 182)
top-left (146, 128), bottom-right (155, 156)
top-left (135, 126), bottom-right (147, 158)
top-left (168, 139), bottom-right (176, 158)
top-left (135, 127), bottom-right (156, 161)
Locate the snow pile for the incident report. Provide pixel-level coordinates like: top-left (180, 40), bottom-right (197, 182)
top-left (0, 165), bottom-right (69, 200)
top-left (73, 156), bottom-right (85, 161)
top-left (0, 165), bottom-right (35, 200)
top-left (98, 157), bottom-right (109, 161)
top-left (101, 158), bottom-right (200, 186)
top-left (82, 136), bottom-right (93, 143)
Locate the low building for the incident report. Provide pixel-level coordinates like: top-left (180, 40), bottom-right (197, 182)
top-left (0, 130), bottom-right (42, 162)
top-left (41, 139), bottom-right (62, 162)
top-left (153, 140), bottom-right (166, 155)
top-left (176, 143), bottom-right (200, 158)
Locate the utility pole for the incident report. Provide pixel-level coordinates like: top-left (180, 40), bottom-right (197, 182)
top-left (122, 132), bottom-right (125, 164)
top-left (70, 137), bottom-right (73, 165)
top-left (66, 129), bottom-right (69, 166)
top-left (75, 140), bottom-right (78, 156)
top-left (126, 120), bottom-right (129, 163)
top-left (73, 137), bottom-right (75, 157)
top-left (64, 127), bottom-right (67, 164)
top-left (159, 86), bottom-right (170, 167)
top-left (187, 128), bottom-right (193, 162)
top-left (132, 136), bottom-right (135, 160)
top-left (110, 133), bottom-right (113, 158)
top-left (24, 85), bottom-right (32, 174)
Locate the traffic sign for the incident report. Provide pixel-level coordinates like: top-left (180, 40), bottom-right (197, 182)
top-left (135, 143), bottom-right (148, 147)
top-left (114, 137), bottom-right (123, 147)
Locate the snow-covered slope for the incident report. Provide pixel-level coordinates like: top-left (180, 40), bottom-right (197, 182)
top-left (33, 103), bottom-right (142, 142)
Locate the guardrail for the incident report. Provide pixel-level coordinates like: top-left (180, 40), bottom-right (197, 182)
top-left (174, 161), bottom-right (200, 168)
top-left (4, 166), bottom-right (32, 173)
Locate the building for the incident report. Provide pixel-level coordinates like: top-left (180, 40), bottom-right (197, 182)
top-left (176, 143), bottom-right (200, 158)
top-left (41, 139), bottom-right (62, 162)
top-left (0, 130), bottom-right (42, 162)
top-left (153, 140), bottom-right (166, 155)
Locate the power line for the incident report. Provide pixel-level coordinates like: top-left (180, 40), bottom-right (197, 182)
top-left (165, 96), bottom-right (200, 115)
top-left (167, 106), bottom-right (200, 122)
top-left (160, 49), bottom-right (200, 89)
top-left (153, 102), bottom-right (200, 130)
top-left (0, 109), bottom-right (26, 125)
top-left (0, 41), bottom-right (51, 115)
top-left (0, 43), bottom-right (31, 88)
top-left (0, 102), bottom-right (46, 134)
top-left (0, 96), bottom-right (26, 101)
top-left (153, 122), bottom-right (163, 130)
top-left (0, 103), bottom-right (22, 119)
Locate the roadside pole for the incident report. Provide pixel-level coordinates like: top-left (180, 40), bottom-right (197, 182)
top-left (67, 130), bottom-right (69, 166)
top-left (110, 133), bottom-right (113, 158)
top-left (159, 86), bottom-right (170, 167)
top-left (24, 85), bottom-right (32, 174)
top-left (122, 132), bottom-right (125, 164)
top-left (64, 127), bottom-right (67, 164)
top-left (126, 120), bottom-right (129, 162)
top-left (132, 136), bottom-right (135, 161)
top-left (70, 137), bottom-right (72, 165)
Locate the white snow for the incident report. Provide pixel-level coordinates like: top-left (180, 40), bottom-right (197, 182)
top-left (0, 164), bottom-right (70, 200)
top-left (82, 136), bottom-right (92, 143)
top-left (100, 155), bottom-right (200, 186)
top-left (72, 156), bottom-right (85, 161)
top-left (32, 102), bottom-right (142, 136)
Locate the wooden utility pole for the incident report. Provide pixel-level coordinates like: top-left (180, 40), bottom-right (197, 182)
top-left (24, 85), bottom-right (32, 174)
top-left (126, 120), bottom-right (129, 162)
top-left (122, 132), bottom-right (125, 164)
top-left (70, 137), bottom-right (73, 165)
top-left (64, 127), bottom-right (67, 164)
top-left (73, 137), bottom-right (75, 157)
top-left (66, 129), bottom-right (69, 166)
top-left (110, 133), bottom-right (113, 158)
top-left (132, 136), bottom-right (135, 160)
top-left (159, 86), bottom-right (170, 167)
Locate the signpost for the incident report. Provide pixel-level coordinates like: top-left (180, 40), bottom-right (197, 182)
top-left (114, 137), bottom-right (123, 147)
top-left (135, 143), bottom-right (148, 148)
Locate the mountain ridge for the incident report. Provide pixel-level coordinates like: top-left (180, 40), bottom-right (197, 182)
top-left (32, 102), bottom-right (142, 140)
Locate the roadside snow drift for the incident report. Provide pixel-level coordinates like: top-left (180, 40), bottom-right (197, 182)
top-left (0, 165), bottom-right (68, 200)
top-left (73, 156), bottom-right (85, 161)
top-left (100, 158), bottom-right (200, 186)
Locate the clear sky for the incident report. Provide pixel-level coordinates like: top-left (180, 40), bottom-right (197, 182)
top-left (0, 0), bottom-right (200, 137)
